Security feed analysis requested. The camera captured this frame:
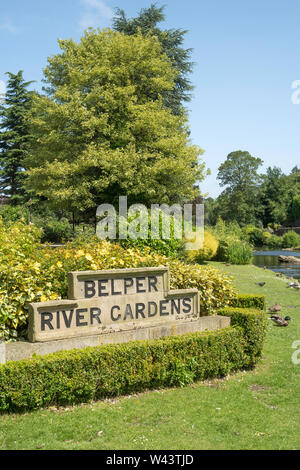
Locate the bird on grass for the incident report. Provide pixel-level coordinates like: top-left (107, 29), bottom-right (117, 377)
top-left (256, 282), bottom-right (266, 287)
top-left (269, 303), bottom-right (282, 313)
top-left (269, 315), bottom-right (291, 327)
top-left (288, 282), bottom-right (300, 289)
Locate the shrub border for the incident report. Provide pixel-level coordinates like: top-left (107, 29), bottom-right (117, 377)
top-left (230, 294), bottom-right (266, 311)
top-left (0, 306), bottom-right (266, 412)
top-left (218, 307), bottom-right (267, 368)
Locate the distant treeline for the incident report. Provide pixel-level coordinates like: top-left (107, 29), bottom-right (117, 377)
top-left (203, 151), bottom-right (299, 228)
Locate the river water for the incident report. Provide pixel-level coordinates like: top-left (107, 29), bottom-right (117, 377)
top-left (253, 249), bottom-right (300, 280)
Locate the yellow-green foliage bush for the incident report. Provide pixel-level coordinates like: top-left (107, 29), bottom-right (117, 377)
top-left (185, 230), bottom-right (219, 263)
top-left (262, 231), bottom-right (272, 243)
top-left (41, 237), bottom-right (236, 315)
top-left (0, 220), bottom-right (61, 340)
top-left (0, 221), bottom-right (236, 340)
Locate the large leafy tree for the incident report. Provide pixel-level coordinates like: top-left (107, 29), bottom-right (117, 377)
top-left (258, 166), bottom-right (300, 226)
top-left (113, 3), bottom-right (194, 116)
top-left (25, 29), bottom-right (204, 217)
top-left (216, 150), bottom-right (263, 225)
top-left (212, 163), bottom-right (300, 227)
top-left (259, 167), bottom-right (289, 225)
top-left (286, 167), bottom-right (300, 224)
top-left (0, 71), bottom-right (34, 203)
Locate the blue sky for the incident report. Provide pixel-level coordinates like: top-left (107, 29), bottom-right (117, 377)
top-left (1, 0), bottom-right (299, 197)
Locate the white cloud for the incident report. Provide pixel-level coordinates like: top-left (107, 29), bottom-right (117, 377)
top-left (79, 0), bottom-right (113, 31)
top-left (0, 19), bottom-right (19, 34)
top-left (0, 80), bottom-right (6, 104)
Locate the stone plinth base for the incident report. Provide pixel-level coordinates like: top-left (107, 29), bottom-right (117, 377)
top-left (0, 316), bottom-right (230, 364)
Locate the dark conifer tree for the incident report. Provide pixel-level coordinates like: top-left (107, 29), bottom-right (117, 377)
top-left (113, 3), bottom-right (194, 116)
top-left (0, 71), bottom-right (34, 203)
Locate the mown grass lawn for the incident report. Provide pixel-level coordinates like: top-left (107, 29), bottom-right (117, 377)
top-left (0, 263), bottom-right (299, 450)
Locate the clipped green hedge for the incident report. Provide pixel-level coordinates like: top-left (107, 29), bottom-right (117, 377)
top-left (230, 294), bottom-right (266, 311)
top-left (0, 308), bottom-right (266, 412)
top-left (218, 307), bottom-right (266, 368)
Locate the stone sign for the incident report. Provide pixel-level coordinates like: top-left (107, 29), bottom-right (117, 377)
top-left (28, 267), bottom-right (200, 343)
